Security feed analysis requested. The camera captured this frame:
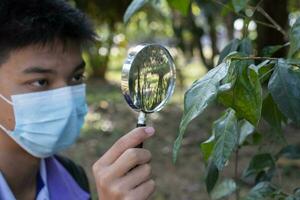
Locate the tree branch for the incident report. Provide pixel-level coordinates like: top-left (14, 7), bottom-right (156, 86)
top-left (234, 148), bottom-right (240, 200)
top-left (212, 0), bottom-right (287, 36)
top-left (230, 56), bottom-right (279, 60)
top-left (255, 6), bottom-right (288, 38)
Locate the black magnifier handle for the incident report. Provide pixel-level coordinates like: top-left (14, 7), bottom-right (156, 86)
top-left (136, 112), bottom-right (146, 148)
top-left (136, 123), bottom-right (145, 148)
top-left (136, 122), bottom-right (146, 127)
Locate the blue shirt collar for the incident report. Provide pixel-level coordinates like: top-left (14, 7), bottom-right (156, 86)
top-left (0, 159), bottom-right (49, 200)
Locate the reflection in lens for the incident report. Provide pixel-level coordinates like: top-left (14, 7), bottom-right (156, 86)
top-left (129, 45), bottom-right (175, 113)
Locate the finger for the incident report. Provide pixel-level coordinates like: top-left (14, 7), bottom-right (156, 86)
top-left (110, 148), bottom-right (151, 177)
top-left (118, 164), bottom-right (152, 190)
top-left (98, 127), bottom-right (155, 165)
top-left (127, 179), bottom-right (155, 200)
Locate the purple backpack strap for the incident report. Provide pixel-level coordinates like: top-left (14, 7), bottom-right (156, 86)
top-left (45, 157), bottom-right (90, 200)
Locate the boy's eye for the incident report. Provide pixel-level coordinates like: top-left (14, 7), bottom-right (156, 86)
top-left (72, 74), bottom-right (86, 83)
top-left (30, 79), bottom-right (49, 88)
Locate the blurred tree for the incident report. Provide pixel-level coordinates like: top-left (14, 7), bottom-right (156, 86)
top-left (255, 0), bottom-right (289, 57)
top-left (71, 0), bottom-right (299, 80)
top-left (72, 0), bottom-right (131, 79)
top-left (165, 0), bottom-right (242, 70)
top-left (170, 1), bottom-right (222, 70)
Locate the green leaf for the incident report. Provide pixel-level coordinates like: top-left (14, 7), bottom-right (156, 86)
top-left (268, 59), bottom-right (300, 125)
top-left (286, 195), bottom-right (300, 200)
top-left (123, 0), bottom-right (148, 24)
top-left (287, 188), bottom-right (300, 199)
top-left (173, 62), bottom-right (229, 162)
top-left (295, 188), bottom-right (300, 196)
top-left (243, 154), bottom-right (275, 178)
top-left (277, 145), bottom-right (300, 160)
top-left (167, 0), bottom-right (190, 16)
top-left (256, 61), bottom-right (274, 83)
top-left (210, 179), bottom-right (237, 200)
top-left (288, 17), bottom-right (300, 58)
top-left (218, 60), bottom-right (262, 125)
top-left (219, 53), bottom-right (241, 91)
top-left (201, 135), bottom-right (215, 162)
top-left (244, 182), bottom-right (277, 200)
top-left (221, 2), bottom-right (234, 16)
top-left (285, 59), bottom-right (300, 66)
top-left (211, 109), bottom-right (238, 170)
top-left (218, 39), bottom-right (240, 64)
top-left (232, 0), bottom-right (249, 13)
top-left (205, 161), bottom-right (219, 193)
top-left (238, 38), bottom-right (253, 56)
top-left (262, 94), bottom-right (287, 141)
top-left (251, 131), bottom-right (263, 145)
top-left (238, 119), bottom-right (255, 145)
top-left (262, 45), bottom-right (285, 57)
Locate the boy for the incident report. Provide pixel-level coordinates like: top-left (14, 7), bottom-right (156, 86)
top-left (0, 0), bottom-right (155, 199)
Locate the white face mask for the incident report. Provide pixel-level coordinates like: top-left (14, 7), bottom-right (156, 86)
top-left (0, 84), bottom-right (88, 158)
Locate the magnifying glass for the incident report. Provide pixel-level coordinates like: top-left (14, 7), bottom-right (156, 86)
top-left (121, 44), bottom-right (176, 147)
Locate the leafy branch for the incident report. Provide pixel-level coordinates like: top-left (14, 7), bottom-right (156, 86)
top-left (173, 15), bottom-right (300, 200)
top-left (255, 6), bottom-right (288, 38)
top-left (123, 0), bottom-right (300, 199)
top-left (212, 0), bottom-right (288, 37)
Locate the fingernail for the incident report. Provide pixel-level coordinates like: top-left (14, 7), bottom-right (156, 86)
top-left (144, 127), bottom-right (155, 136)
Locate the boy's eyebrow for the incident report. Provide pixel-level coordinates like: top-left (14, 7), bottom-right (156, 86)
top-left (22, 60), bottom-right (86, 74)
top-left (73, 61), bottom-right (86, 73)
top-left (23, 66), bottom-right (57, 74)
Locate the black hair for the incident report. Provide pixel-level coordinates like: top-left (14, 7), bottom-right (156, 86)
top-left (0, 0), bottom-right (96, 64)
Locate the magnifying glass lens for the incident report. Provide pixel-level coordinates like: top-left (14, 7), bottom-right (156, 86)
top-left (129, 46), bottom-right (175, 113)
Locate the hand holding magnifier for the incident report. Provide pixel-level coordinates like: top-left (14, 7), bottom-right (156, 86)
top-left (121, 44), bottom-right (176, 147)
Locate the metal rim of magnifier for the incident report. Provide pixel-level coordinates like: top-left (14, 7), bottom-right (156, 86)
top-left (121, 43), bottom-right (176, 114)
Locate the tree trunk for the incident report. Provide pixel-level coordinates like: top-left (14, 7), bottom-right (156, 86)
top-left (225, 13), bottom-right (234, 41)
top-left (256, 0), bottom-right (288, 57)
top-left (93, 22), bottom-right (114, 80)
top-left (207, 15), bottom-right (218, 64)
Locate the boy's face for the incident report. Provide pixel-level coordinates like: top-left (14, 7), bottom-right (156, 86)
top-left (0, 41), bottom-right (85, 132)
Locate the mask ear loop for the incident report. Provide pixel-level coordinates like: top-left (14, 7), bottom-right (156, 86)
top-left (0, 124), bottom-right (10, 134)
top-left (0, 94), bottom-right (13, 105)
top-left (0, 94), bottom-right (13, 134)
